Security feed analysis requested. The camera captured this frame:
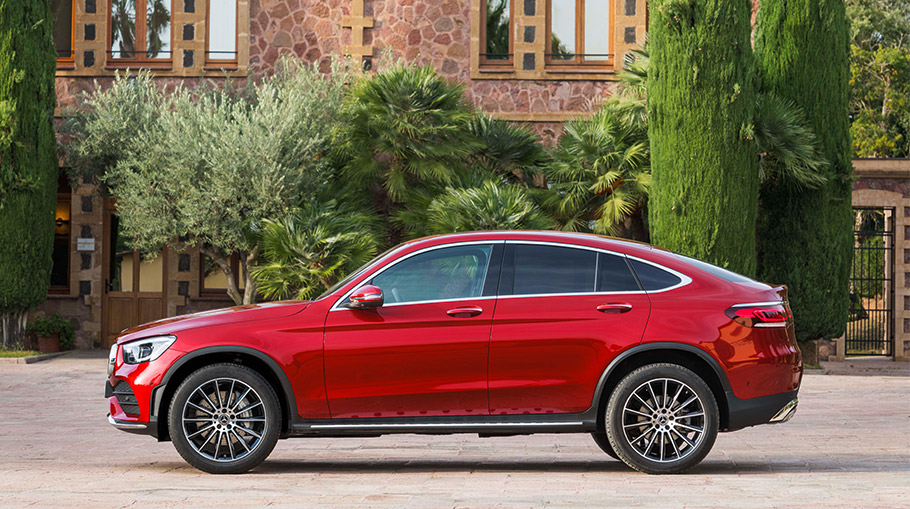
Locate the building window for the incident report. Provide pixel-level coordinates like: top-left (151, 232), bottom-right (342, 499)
top-left (52, 0), bottom-right (75, 66)
top-left (547, 0), bottom-right (612, 67)
top-left (50, 173), bottom-right (72, 294)
top-left (206, 0), bottom-right (238, 66)
top-left (109, 0), bottom-right (173, 65)
top-left (481, 0), bottom-right (512, 67)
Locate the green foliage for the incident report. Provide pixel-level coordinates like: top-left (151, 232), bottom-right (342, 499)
top-left (754, 93), bottom-right (828, 189)
top-left (336, 64), bottom-right (480, 203)
top-left (468, 114), bottom-right (547, 182)
top-left (0, 0), bottom-right (58, 348)
top-left (26, 313), bottom-right (75, 350)
top-left (847, 0), bottom-right (910, 157)
top-left (68, 58), bottom-right (354, 305)
top-left (252, 201), bottom-right (381, 301)
top-left (755, 0), bottom-right (853, 342)
top-left (647, 0), bottom-right (759, 276)
top-left (543, 102), bottom-right (650, 238)
top-left (425, 180), bottom-right (554, 234)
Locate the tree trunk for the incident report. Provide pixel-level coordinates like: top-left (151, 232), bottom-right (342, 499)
top-left (240, 248), bottom-right (259, 305)
top-left (200, 245), bottom-right (243, 306)
top-left (1, 310), bottom-right (28, 350)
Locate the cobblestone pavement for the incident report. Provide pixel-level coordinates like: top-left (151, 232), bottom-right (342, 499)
top-left (0, 352), bottom-right (907, 508)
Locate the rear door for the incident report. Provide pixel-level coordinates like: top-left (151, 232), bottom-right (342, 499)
top-left (488, 242), bottom-right (651, 414)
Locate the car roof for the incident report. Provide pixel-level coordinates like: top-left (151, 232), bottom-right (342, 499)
top-left (404, 231), bottom-right (659, 258)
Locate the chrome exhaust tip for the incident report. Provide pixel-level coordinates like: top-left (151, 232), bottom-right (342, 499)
top-left (770, 398), bottom-right (798, 423)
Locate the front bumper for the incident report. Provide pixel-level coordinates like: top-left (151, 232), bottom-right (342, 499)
top-left (725, 389), bottom-right (799, 431)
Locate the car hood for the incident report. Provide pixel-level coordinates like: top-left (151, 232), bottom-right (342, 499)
top-left (116, 301), bottom-right (311, 344)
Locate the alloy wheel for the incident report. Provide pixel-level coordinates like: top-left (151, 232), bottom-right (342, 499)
top-left (621, 377), bottom-right (706, 463)
top-left (181, 377), bottom-right (267, 462)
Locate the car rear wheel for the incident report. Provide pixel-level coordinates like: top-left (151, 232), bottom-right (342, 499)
top-left (605, 363), bottom-right (719, 474)
top-left (169, 363), bottom-right (280, 474)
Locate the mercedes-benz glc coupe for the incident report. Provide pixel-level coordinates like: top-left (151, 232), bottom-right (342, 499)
top-left (106, 231), bottom-right (801, 474)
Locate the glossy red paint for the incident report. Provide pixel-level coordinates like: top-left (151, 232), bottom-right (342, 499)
top-left (106, 231), bottom-right (801, 434)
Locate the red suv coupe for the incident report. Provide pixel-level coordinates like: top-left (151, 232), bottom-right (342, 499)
top-left (106, 231), bottom-right (801, 474)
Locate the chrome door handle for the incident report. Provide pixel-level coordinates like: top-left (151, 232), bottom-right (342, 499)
top-left (446, 307), bottom-right (483, 318)
top-left (596, 303), bottom-right (632, 314)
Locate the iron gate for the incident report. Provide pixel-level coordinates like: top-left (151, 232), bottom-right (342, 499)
top-left (847, 207), bottom-right (894, 356)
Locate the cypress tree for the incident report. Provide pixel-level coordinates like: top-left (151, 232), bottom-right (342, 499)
top-left (647, 0), bottom-right (759, 276)
top-left (754, 0), bottom-right (852, 343)
top-left (0, 0), bottom-right (58, 348)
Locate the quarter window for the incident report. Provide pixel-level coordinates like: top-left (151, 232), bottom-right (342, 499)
top-left (110, 0), bottom-right (172, 62)
top-left (512, 244), bottom-right (596, 295)
top-left (596, 253), bottom-right (640, 292)
top-left (629, 259), bottom-right (682, 291)
top-left (372, 245), bottom-right (493, 304)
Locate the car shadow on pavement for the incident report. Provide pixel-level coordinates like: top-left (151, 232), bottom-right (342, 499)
top-left (208, 456), bottom-right (910, 475)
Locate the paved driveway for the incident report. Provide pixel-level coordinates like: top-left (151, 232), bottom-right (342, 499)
top-left (0, 352), bottom-right (907, 508)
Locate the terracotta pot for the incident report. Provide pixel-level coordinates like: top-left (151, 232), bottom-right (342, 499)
top-left (36, 333), bottom-right (60, 353)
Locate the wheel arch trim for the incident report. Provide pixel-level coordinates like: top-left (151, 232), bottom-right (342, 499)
top-left (588, 342), bottom-right (732, 414)
top-left (152, 346), bottom-right (299, 430)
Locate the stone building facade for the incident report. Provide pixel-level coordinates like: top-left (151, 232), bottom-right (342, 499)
top-left (36, 0), bottom-right (910, 363)
top-left (43, 0), bottom-right (647, 349)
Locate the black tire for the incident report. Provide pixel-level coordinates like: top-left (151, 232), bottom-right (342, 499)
top-left (605, 363), bottom-right (719, 474)
top-left (168, 363), bottom-right (281, 474)
top-left (590, 431), bottom-right (619, 459)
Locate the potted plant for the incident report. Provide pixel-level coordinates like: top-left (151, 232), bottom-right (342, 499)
top-left (26, 314), bottom-right (75, 353)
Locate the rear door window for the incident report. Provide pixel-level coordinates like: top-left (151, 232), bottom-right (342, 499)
top-left (510, 244), bottom-right (596, 295)
top-left (596, 253), bottom-right (641, 292)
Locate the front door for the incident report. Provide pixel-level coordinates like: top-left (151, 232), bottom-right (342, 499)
top-left (323, 243), bottom-right (501, 419)
top-left (101, 203), bottom-right (168, 347)
top-left (488, 243), bottom-right (651, 414)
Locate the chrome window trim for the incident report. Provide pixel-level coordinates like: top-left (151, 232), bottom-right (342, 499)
top-left (330, 240), bottom-right (504, 311)
top-left (329, 238), bottom-right (694, 311)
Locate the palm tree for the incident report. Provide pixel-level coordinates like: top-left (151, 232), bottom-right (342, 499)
top-left (252, 201), bottom-right (380, 301)
top-left (543, 102), bottom-right (651, 240)
top-left (426, 180), bottom-right (555, 234)
top-left (468, 114), bottom-right (548, 184)
top-left (336, 64), bottom-right (480, 204)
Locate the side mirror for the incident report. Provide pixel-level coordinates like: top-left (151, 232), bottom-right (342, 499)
top-left (349, 285), bottom-right (383, 309)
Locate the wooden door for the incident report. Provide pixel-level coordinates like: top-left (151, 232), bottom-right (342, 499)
top-left (102, 201), bottom-right (168, 348)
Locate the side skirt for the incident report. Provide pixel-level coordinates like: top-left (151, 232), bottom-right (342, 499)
top-left (289, 413), bottom-right (597, 437)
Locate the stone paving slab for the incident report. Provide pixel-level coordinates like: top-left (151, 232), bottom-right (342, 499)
top-left (0, 353), bottom-right (907, 508)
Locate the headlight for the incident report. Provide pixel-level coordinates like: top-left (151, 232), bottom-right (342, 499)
top-left (107, 344), bottom-right (117, 376)
top-left (122, 335), bottom-right (176, 364)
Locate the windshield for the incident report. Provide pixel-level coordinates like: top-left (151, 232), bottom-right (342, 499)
top-left (314, 245), bottom-right (401, 301)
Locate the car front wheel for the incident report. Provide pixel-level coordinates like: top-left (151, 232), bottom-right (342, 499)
top-left (605, 363), bottom-right (719, 474)
top-left (168, 363), bottom-right (281, 474)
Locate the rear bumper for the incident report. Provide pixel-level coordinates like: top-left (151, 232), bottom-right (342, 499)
top-left (725, 389), bottom-right (799, 431)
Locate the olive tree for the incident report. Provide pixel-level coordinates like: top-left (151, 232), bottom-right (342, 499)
top-left (68, 59), bottom-right (354, 305)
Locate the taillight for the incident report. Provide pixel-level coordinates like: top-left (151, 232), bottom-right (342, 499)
top-left (726, 302), bottom-right (792, 328)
